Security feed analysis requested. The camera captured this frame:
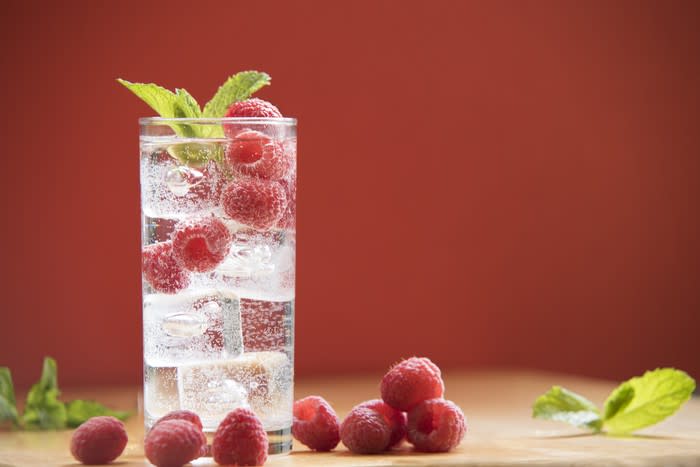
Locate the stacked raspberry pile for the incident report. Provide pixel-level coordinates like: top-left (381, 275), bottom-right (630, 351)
top-left (292, 356), bottom-right (467, 454)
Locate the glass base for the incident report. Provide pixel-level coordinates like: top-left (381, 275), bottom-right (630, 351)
top-left (267, 427), bottom-right (293, 455)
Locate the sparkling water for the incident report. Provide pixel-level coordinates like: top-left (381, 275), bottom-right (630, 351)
top-left (140, 127), bottom-right (295, 454)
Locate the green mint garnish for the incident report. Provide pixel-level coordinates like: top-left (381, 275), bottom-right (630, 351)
top-left (167, 142), bottom-right (223, 167)
top-left (1, 357), bottom-right (131, 430)
top-left (532, 368), bottom-right (695, 435)
top-left (116, 80), bottom-right (185, 119)
top-left (202, 71), bottom-right (271, 118)
top-left (602, 381), bottom-right (634, 421)
top-left (65, 400), bottom-right (130, 428)
top-left (22, 357), bottom-right (67, 430)
top-left (603, 368), bottom-right (695, 434)
top-left (173, 88), bottom-right (202, 118)
top-left (532, 385), bottom-right (602, 431)
top-left (0, 367), bottom-right (19, 428)
top-left (118, 70), bottom-right (271, 143)
top-left (116, 80), bottom-right (201, 139)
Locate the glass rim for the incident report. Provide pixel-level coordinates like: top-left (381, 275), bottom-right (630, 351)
top-left (139, 116), bottom-right (297, 125)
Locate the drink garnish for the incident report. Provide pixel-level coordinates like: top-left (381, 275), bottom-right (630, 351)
top-left (0, 357), bottom-right (130, 430)
top-left (532, 368), bottom-right (695, 435)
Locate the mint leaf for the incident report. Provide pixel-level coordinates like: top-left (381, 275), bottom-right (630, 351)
top-left (117, 79), bottom-right (201, 138)
top-left (22, 357), bottom-right (67, 430)
top-left (603, 381), bottom-right (634, 420)
top-left (202, 71), bottom-right (271, 118)
top-left (532, 386), bottom-right (602, 431)
top-left (117, 79), bottom-right (180, 118)
top-left (603, 368), bottom-right (696, 435)
top-left (174, 88), bottom-right (202, 118)
top-left (65, 400), bottom-right (130, 428)
top-left (0, 367), bottom-right (19, 428)
top-left (167, 142), bottom-right (222, 166)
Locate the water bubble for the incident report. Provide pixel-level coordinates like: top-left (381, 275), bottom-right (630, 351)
top-left (161, 312), bottom-right (208, 338)
top-left (164, 166), bottom-right (204, 196)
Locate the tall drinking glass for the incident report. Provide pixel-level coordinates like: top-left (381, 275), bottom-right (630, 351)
top-left (140, 118), bottom-right (296, 454)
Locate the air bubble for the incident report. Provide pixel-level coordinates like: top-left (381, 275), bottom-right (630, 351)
top-left (164, 166), bottom-right (204, 196)
top-left (161, 312), bottom-right (208, 338)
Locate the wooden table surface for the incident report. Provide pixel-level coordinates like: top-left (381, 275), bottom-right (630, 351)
top-left (1, 369), bottom-right (699, 466)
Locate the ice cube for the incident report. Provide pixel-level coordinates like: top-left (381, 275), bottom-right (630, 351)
top-left (214, 230), bottom-right (295, 301)
top-left (144, 365), bottom-right (180, 422)
top-left (216, 230), bottom-right (278, 279)
top-left (177, 351), bottom-right (292, 428)
top-left (178, 364), bottom-right (250, 426)
top-left (141, 153), bottom-right (221, 219)
top-left (241, 299), bottom-right (288, 352)
top-left (143, 290), bottom-right (243, 365)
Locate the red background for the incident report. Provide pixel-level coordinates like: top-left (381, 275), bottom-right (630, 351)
top-left (1, 1), bottom-right (698, 389)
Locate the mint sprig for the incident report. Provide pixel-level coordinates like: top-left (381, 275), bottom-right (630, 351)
top-left (65, 400), bottom-right (130, 428)
top-left (118, 70), bottom-right (270, 132)
top-left (0, 367), bottom-right (19, 428)
top-left (532, 386), bottom-right (603, 432)
top-left (22, 357), bottom-right (67, 429)
top-left (533, 368), bottom-right (695, 435)
top-left (0, 357), bottom-right (130, 430)
top-left (118, 71), bottom-right (271, 162)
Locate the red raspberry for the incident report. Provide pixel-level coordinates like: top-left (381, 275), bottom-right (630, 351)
top-left (225, 98), bottom-right (282, 118)
top-left (340, 406), bottom-right (391, 454)
top-left (223, 98), bottom-right (283, 139)
top-left (212, 408), bottom-right (268, 466)
top-left (70, 416), bottom-right (128, 465)
top-left (145, 419), bottom-right (203, 467)
top-left (380, 357), bottom-right (444, 411)
top-left (221, 178), bottom-right (287, 230)
top-left (171, 216), bottom-right (232, 272)
top-left (154, 409), bottom-right (203, 431)
top-left (407, 399), bottom-right (466, 452)
top-left (292, 396), bottom-right (340, 451)
top-left (276, 174), bottom-right (296, 230)
top-left (355, 399), bottom-right (407, 449)
top-left (225, 130), bottom-right (291, 180)
top-left (142, 242), bottom-right (190, 293)
top-left (154, 410), bottom-right (207, 455)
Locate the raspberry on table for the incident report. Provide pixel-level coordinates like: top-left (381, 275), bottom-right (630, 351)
top-left (142, 242), bottom-right (190, 293)
top-left (355, 399), bottom-right (407, 449)
top-left (154, 409), bottom-right (203, 431)
top-left (144, 419), bottom-right (204, 467)
top-left (212, 408), bottom-right (268, 466)
top-left (381, 357), bottom-right (445, 411)
top-left (70, 416), bottom-right (128, 465)
top-left (225, 98), bottom-right (282, 119)
top-left (221, 178), bottom-right (287, 230)
top-left (225, 130), bottom-right (291, 180)
top-left (292, 395), bottom-right (341, 451)
top-left (407, 398), bottom-right (466, 452)
top-left (340, 406), bottom-right (391, 454)
top-left (153, 410), bottom-right (207, 455)
top-left (171, 216), bottom-right (232, 272)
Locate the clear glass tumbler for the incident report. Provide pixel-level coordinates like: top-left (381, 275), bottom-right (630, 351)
top-left (140, 117), bottom-right (296, 454)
